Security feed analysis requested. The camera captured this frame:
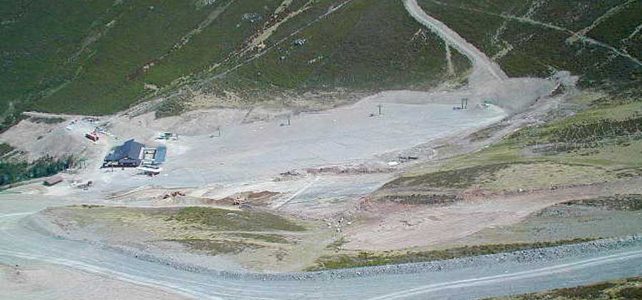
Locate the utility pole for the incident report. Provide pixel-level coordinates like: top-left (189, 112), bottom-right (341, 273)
top-left (210, 127), bottom-right (221, 138)
top-left (377, 104), bottom-right (383, 116)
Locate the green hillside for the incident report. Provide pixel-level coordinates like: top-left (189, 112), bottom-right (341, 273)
top-left (418, 0), bottom-right (642, 88)
top-left (371, 0), bottom-right (642, 209)
top-left (1, 0), bottom-right (465, 121)
top-left (2, 0), bottom-right (639, 125)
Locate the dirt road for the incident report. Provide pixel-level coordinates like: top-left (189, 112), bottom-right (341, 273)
top-left (366, 249), bottom-right (642, 300)
top-left (0, 261), bottom-right (184, 300)
top-left (403, 0), bottom-right (508, 84)
top-left (0, 195), bottom-right (640, 299)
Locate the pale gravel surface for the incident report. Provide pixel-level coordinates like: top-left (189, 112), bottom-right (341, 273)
top-left (0, 261), bottom-right (185, 300)
top-left (1, 194), bottom-right (641, 299)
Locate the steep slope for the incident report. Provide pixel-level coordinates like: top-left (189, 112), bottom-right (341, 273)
top-left (375, 0), bottom-right (642, 205)
top-left (418, 0), bottom-right (642, 88)
top-left (362, 0), bottom-right (642, 258)
top-left (379, 0), bottom-right (642, 196)
top-left (404, 0), bottom-right (508, 85)
top-left (0, 0), bottom-right (467, 121)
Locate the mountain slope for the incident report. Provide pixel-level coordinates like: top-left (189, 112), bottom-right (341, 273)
top-left (2, 0), bottom-right (639, 125)
top-left (1, 0), bottom-right (467, 120)
top-left (418, 0), bottom-right (642, 88)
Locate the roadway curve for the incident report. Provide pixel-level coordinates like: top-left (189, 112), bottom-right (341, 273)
top-left (0, 196), bottom-right (641, 299)
top-left (403, 0), bottom-right (508, 84)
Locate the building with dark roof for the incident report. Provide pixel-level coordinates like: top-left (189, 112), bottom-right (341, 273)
top-left (153, 146), bottom-right (167, 164)
top-left (104, 139), bottom-right (145, 167)
top-left (44, 175), bottom-right (63, 186)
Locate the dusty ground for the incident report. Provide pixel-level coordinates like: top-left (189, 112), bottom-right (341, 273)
top-left (0, 89), bottom-right (518, 220)
top-left (0, 76), bottom-right (573, 272)
top-left (0, 114), bottom-right (97, 162)
top-left (343, 178), bottom-right (642, 251)
top-left (0, 262), bottom-right (184, 300)
top-left (490, 277), bottom-right (642, 300)
top-left (457, 201), bottom-right (642, 248)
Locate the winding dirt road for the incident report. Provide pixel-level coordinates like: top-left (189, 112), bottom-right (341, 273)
top-left (0, 198), bottom-right (641, 300)
top-left (403, 0), bottom-right (508, 84)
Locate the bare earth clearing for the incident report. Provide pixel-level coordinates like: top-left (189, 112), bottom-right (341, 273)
top-left (0, 262), bottom-right (184, 300)
top-left (346, 178), bottom-right (642, 251)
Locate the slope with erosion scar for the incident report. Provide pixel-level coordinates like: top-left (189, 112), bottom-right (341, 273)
top-left (2, 0), bottom-right (466, 119)
top-left (403, 0), bottom-right (508, 85)
top-left (417, 0), bottom-right (642, 87)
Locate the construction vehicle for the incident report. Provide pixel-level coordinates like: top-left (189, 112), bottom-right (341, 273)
top-left (85, 132), bottom-right (99, 142)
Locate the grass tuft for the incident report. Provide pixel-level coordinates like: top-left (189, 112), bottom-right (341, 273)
top-left (487, 277), bottom-right (641, 300)
top-left (309, 238), bottom-right (596, 271)
top-left (167, 207), bottom-right (306, 232)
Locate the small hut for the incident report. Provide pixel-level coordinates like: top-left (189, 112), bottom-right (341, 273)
top-left (44, 176), bottom-right (63, 186)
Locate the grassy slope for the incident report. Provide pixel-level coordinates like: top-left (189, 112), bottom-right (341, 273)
top-left (3, 0), bottom-right (639, 118)
top-left (168, 206), bottom-right (306, 232)
top-left (0, 143), bottom-right (14, 157)
top-left (369, 92), bottom-right (642, 270)
top-left (232, 0), bottom-right (464, 92)
top-left (33, 0), bottom-right (243, 115)
top-left (385, 93), bottom-right (642, 193)
top-left (309, 238), bottom-right (594, 271)
top-left (383, 0), bottom-right (642, 187)
top-left (0, 0), bottom-right (115, 117)
top-left (55, 205), bottom-right (321, 267)
top-left (1, 0), bottom-right (462, 116)
top-left (418, 0), bottom-right (642, 87)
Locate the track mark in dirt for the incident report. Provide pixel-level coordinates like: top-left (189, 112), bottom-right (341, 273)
top-left (272, 176), bottom-right (320, 209)
top-left (423, 0), bottom-right (642, 67)
top-left (345, 178), bottom-right (642, 251)
top-left (403, 0), bottom-right (508, 84)
top-left (624, 24), bottom-right (642, 41)
top-left (367, 249), bottom-right (642, 300)
top-left (569, 0), bottom-right (638, 43)
top-left (240, 0), bottom-right (315, 56)
top-left (206, 0), bottom-right (355, 81)
top-left (444, 42), bottom-right (455, 76)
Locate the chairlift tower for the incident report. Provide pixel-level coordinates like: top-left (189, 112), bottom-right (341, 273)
top-left (461, 98), bottom-right (469, 109)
